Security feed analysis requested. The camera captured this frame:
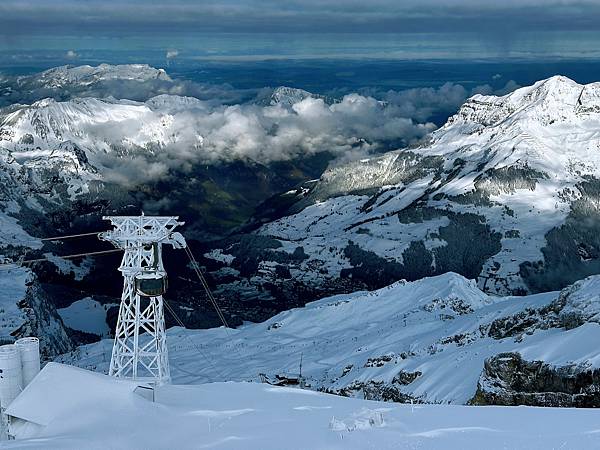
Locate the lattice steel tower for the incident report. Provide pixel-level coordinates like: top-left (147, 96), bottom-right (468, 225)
top-left (100, 215), bottom-right (187, 384)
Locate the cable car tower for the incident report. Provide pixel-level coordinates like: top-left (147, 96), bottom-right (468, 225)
top-left (100, 215), bottom-right (187, 384)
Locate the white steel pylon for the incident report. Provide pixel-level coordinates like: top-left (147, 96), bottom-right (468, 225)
top-left (100, 215), bottom-right (187, 384)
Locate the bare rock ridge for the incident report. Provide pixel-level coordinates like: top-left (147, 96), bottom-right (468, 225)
top-left (472, 352), bottom-right (600, 407)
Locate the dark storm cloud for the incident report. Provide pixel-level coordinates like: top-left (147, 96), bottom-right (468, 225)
top-left (1, 0), bottom-right (599, 34)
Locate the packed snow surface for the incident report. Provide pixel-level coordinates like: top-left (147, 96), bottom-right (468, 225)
top-left (5, 363), bottom-right (600, 450)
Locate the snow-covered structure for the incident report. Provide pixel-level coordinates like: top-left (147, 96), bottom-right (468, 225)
top-left (100, 216), bottom-right (187, 384)
top-left (0, 339), bottom-right (39, 410)
top-left (0, 337), bottom-right (40, 441)
top-left (0, 345), bottom-right (23, 409)
top-left (15, 338), bottom-right (40, 388)
top-left (5, 363), bottom-right (142, 441)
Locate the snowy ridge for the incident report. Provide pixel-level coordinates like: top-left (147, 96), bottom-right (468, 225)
top-left (19, 64), bottom-right (171, 89)
top-left (262, 86), bottom-right (338, 107)
top-left (269, 86), bottom-right (316, 107)
top-left (58, 272), bottom-right (600, 404)
top-left (1, 96), bottom-right (190, 152)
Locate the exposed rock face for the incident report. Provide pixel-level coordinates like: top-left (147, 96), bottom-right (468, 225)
top-left (326, 380), bottom-right (424, 404)
top-left (472, 352), bottom-right (600, 407)
top-left (14, 279), bottom-right (76, 358)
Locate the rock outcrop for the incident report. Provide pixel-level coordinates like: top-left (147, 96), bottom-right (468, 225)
top-left (472, 352), bottom-right (600, 407)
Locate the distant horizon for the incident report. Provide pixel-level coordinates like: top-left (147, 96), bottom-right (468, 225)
top-left (4, 31), bottom-right (600, 63)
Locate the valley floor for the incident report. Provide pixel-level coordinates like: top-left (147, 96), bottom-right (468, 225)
top-left (4, 363), bottom-right (600, 449)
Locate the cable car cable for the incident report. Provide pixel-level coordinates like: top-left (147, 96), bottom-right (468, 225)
top-left (183, 246), bottom-right (230, 329)
top-left (181, 246), bottom-right (250, 369)
top-left (162, 297), bottom-right (230, 381)
top-left (0, 248), bottom-right (125, 269)
top-left (39, 231), bottom-right (103, 241)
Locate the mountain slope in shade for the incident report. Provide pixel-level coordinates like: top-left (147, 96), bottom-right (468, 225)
top-left (206, 75), bottom-right (600, 300)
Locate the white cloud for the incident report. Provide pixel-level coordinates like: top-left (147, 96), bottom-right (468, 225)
top-left (65, 50), bottom-right (78, 59)
top-left (54, 92), bottom-right (436, 186)
top-left (80, 80), bottom-right (521, 186)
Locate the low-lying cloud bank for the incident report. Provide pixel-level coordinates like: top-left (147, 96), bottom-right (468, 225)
top-left (62, 94), bottom-right (438, 185)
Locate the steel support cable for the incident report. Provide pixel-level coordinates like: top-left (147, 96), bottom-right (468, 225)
top-left (0, 248), bottom-right (124, 269)
top-left (4, 231), bottom-right (104, 245)
top-left (184, 246), bottom-right (228, 326)
top-left (0, 230), bottom-right (116, 268)
top-left (0, 241), bottom-right (159, 269)
top-left (182, 246), bottom-right (250, 369)
top-left (39, 231), bottom-right (103, 241)
top-left (183, 246), bottom-right (230, 329)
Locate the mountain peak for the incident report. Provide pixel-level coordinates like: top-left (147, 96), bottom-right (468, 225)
top-left (256, 86), bottom-right (338, 107)
top-left (32, 64), bottom-right (172, 88)
top-left (506, 74), bottom-right (580, 106)
top-left (448, 75), bottom-right (598, 131)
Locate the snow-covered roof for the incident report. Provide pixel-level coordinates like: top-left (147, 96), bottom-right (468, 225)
top-left (6, 363), bottom-right (140, 426)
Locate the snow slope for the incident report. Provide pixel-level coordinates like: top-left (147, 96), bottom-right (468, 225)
top-left (57, 298), bottom-right (112, 337)
top-left (58, 272), bottom-right (600, 405)
top-left (5, 362), bottom-right (600, 450)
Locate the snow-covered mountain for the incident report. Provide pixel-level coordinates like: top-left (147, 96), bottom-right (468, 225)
top-left (206, 75), bottom-right (600, 302)
top-left (29, 64), bottom-right (171, 87)
top-left (1, 63), bottom-right (398, 348)
top-left (257, 86), bottom-right (338, 107)
top-left (0, 64), bottom-right (177, 107)
top-left (4, 68), bottom-right (600, 359)
top-left (58, 271), bottom-right (600, 406)
top-left (0, 95), bottom-right (204, 159)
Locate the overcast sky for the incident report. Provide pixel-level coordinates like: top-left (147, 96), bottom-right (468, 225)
top-left (1, 0), bottom-right (599, 35)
